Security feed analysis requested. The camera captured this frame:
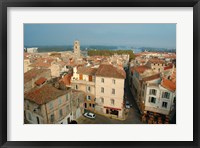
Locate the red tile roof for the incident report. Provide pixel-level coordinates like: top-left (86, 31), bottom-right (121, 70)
top-left (77, 67), bottom-right (98, 75)
top-left (143, 74), bottom-right (161, 82)
top-left (24, 52), bottom-right (30, 57)
top-left (24, 84), bottom-right (70, 105)
top-left (164, 63), bottom-right (173, 70)
top-left (161, 78), bottom-right (176, 92)
top-left (35, 77), bottom-right (47, 86)
top-left (24, 68), bottom-right (51, 83)
top-left (164, 54), bottom-right (176, 59)
top-left (56, 61), bottom-right (66, 67)
top-left (59, 74), bottom-right (72, 86)
top-left (134, 66), bottom-right (150, 73)
top-left (96, 64), bottom-right (126, 79)
top-left (148, 59), bottom-right (165, 64)
top-left (29, 58), bottom-right (55, 68)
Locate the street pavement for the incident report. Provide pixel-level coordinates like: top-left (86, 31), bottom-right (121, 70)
top-left (77, 69), bottom-right (142, 124)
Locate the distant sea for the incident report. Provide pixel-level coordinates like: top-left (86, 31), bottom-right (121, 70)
top-left (24, 45), bottom-right (175, 53)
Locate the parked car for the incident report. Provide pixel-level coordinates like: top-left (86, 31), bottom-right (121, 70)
top-left (84, 112), bottom-right (96, 119)
top-left (125, 101), bottom-right (131, 109)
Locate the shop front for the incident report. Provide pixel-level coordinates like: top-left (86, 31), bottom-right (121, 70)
top-left (104, 106), bottom-right (121, 117)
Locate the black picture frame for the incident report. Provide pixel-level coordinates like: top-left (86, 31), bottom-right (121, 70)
top-left (0, 0), bottom-right (199, 148)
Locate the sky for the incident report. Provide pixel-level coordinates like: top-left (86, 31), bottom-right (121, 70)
top-left (24, 24), bottom-right (176, 49)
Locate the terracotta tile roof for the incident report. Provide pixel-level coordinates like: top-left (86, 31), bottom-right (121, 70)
top-left (164, 63), bottom-right (173, 70)
top-left (143, 74), bottom-right (161, 82)
top-left (55, 61), bottom-right (66, 67)
top-left (35, 77), bottom-right (47, 86)
top-left (96, 64), bottom-right (126, 79)
top-left (24, 83), bottom-right (70, 105)
top-left (134, 66), bottom-right (150, 73)
top-left (59, 74), bottom-right (72, 86)
top-left (164, 54), bottom-right (176, 59)
top-left (77, 67), bottom-right (98, 75)
top-left (134, 53), bottom-right (141, 57)
top-left (148, 59), bottom-right (165, 64)
top-left (161, 78), bottom-right (176, 92)
top-left (24, 68), bottom-right (51, 83)
top-left (29, 58), bottom-right (55, 68)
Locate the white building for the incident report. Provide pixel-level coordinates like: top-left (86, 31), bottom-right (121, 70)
top-left (142, 77), bottom-right (176, 116)
top-left (26, 47), bottom-right (38, 53)
top-left (95, 64), bottom-right (126, 119)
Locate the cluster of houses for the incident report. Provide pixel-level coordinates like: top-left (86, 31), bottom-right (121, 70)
top-left (24, 40), bottom-right (129, 124)
top-left (128, 51), bottom-right (176, 124)
top-left (24, 40), bottom-right (176, 124)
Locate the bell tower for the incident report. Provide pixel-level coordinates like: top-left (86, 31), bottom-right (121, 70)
top-left (73, 40), bottom-right (80, 57)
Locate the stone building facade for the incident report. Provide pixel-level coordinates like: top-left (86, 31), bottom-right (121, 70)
top-left (24, 83), bottom-right (73, 124)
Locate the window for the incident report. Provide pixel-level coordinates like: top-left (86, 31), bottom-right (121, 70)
top-left (162, 102), bottom-right (168, 108)
top-left (101, 87), bottom-right (104, 93)
top-left (92, 104), bottom-right (95, 108)
top-left (89, 75), bottom-right (92, 82)
top-left (100, 98), bottom-right (104, 104)
top-left (149, 89), bottom-right (157, 96)
top-left (101, 78), bottom-right (104, 83)
top-left (66, 93), bottom-right (69, 101)
top-left (162, 92), bottom-right (170, 99)
top-left (112, 89), bottom-right (115, 95)
top-left (66, 105), bottom-right (70, 113)
top-left (112, 79), bottom-right (115, 84)
top-left (28, 112), bottom-right (32, 121)
top-left (89, 103), bottom-right (91, 107)
top-left (59, 109), bottom-right (63, 118)
top-left (87, 86), bottom-right (91, 92)
top-left (75, 85), bottom-right (78, 90)
top-left (86, 95), bottom-right (91, 100)
top-left (58, 98), bottom-right (62, 105)
top-left (149, 97), bottom-right (156, 103)
top-left (111, 99), bottom-right (115, 105)
top-left (49, 102), bottom-right (53, 110)
top-left (50, 114), bottom-right (54, 123)
top-left (79, 74), bottom-right (83, 80)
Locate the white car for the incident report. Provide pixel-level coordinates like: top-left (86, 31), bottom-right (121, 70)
top-left (84, 112), bottom-right (96, 119)
top-left (125, 101), bottom-right (131, 109)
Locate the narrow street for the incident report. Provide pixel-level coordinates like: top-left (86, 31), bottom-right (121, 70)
top-left (77, 69), bottom-right (142, 124)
